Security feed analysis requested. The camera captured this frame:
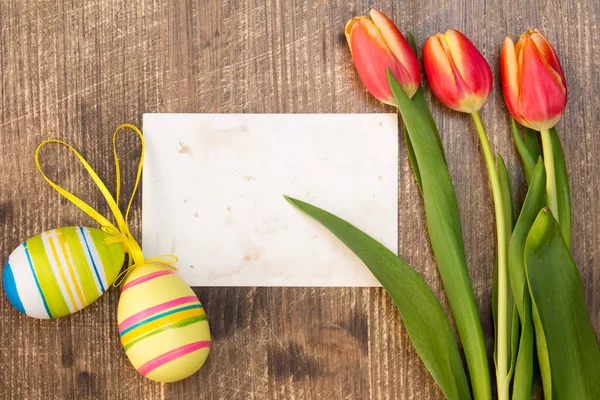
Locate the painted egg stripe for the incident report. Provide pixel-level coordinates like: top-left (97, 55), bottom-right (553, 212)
top-left (85, 228), bottom-right (110, 289)
top-left (78, 227), bottom-right (105, 292)
top-left (9, 246), bottom-right (50, 318)
top-left (43, 232), bottom-right (78, 311)
top-left (89, 228), bottom-right (121, 284)
top-left (3, 263), bottom-right (26, 314)
top-left (137, 340), bottom-right (211, 377)
top-left (120, 304), bottom-right (204, 337)
top-left (23, 242), bottom-right (52, 318)
top-left (66, 237), bottom-right (100, 305)
top-left (26, 235), bottom-right (70, 317)
top-left (56, 231), bottom-right (87, 308)
top-left (64, 229), bottom-right (102, 304)
top-left (123, 315), bottom-right (208, 352)
top-left (44, 232), bottom-right (79, 311)
top-left (121, 307), bottom-right (205, 342)
top-left (67, 241), bottom-right (99, 306)
top-left (37, 233), bottom-right (76, 314)
top-left (62, 228), bottom-right (96, 302)
top-left (122, 269), bottom-right (174, 292)
top-left (54, 230), bottom-right (87, 310)
top-left (118, 296), bottom-right (200, 332)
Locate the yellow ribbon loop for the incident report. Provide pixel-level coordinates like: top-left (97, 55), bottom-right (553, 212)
top-left (35, 124), bottom-right (153, 284)
top-left (144, 254), bottom-right (179, 269)
top-left (113, 255), bottom-right (179, 288)
top-left (113, 123), bottom-right (145, 226)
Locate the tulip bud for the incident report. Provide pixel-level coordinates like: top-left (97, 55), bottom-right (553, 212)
top-left (501, 29), bottom-right (567, 130)
top-left (345, 9), bottom-right (420, 104)
top-left (423, 30), bottom-right (493, 113)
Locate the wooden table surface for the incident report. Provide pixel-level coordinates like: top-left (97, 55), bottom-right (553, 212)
top-left (1, 0), bottom-right (598, 399)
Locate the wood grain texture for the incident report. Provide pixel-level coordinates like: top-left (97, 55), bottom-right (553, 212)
top-left (0, 0), bottom-right (598, 398)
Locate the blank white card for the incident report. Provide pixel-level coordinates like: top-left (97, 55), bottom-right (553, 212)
top-left (142, 113), bottom-right (398, 286)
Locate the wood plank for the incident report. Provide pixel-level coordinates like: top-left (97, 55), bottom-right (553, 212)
top-left (0, 0), bottom-right (598, 398)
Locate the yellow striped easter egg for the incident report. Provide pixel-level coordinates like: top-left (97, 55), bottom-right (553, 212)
top-left (117, 264), bottom-right (211, 382)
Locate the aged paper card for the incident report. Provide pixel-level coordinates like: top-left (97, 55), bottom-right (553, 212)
top-left (142, 113), bottom-right (398, 286)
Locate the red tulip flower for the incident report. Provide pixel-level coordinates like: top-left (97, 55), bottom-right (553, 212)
top-left (502, 29), bottom-right (568, 229)
top-left (343, 18), bottom-right (496, 400)
top-left (501, 29), bottom-right (567, 131)
top-left (425, 30), bottom-right (510, 399)
top-left (345, 9), bottom-right (420, 105)
top-left (423, 30), bottom-right (493, 113)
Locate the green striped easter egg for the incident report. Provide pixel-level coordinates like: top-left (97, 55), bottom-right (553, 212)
top-left (2, 227), bottom-right (125, 319)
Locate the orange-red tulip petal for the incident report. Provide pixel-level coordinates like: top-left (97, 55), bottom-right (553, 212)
top-left (345, 9), bottom-right (420, 105)
top-left (501, 30), bottom-right (567, 130)
top-left (423, 30), bottom-right (493, 113)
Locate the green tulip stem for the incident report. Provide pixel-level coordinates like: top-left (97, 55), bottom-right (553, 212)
top-left (540, 129), bottom-right (559, 221)
top-left (471, 111), bottom-right (509, 400)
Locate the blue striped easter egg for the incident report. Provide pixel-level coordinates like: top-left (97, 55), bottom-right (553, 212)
top-left (2, 227), bottom-right (125, 319)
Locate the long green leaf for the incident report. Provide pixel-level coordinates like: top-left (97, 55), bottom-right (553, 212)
top-left (523, 126), bottom-right (541, 162)
top-left (549, 127), bottom-right (571, 248)
top-left (496, 155), bottom-right (519, 386)
top-left (512, 119), bottom-right (537, 185)
top-left (403, 123), bottom-right (422, 194)
top-left (497, 155), bottom-right (515, 234)
top-left (512, 297), bottom-right (537, 400)
top-left (388, 72), bottom-right (491, 400)
top-left (512, 123), bottom-right (570, 247)
top-left (508, 160), bottom-right (546, 400)
top-left (509, 160), bottom-right (546, 322)
top-left (512, 120), bottom-right (542, 186)
top-left (285, 196), bottom-right (472, 400)
top-left (526, 208), bottom-right (600, 399)
top-left (399, 35), bottom-right (424, 195)
top-left (405, 33), bottom-right (446, 159)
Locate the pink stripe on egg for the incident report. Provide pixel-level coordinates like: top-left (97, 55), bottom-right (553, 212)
top-left (138, 340), bottom-right (211, 376)
top-left (118, 296), bottom-right (198, 332)
top-left (122, 269), bottom-right (174, 292)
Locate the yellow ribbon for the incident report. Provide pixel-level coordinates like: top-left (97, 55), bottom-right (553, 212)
top-left (113, 255), bottom-right (179, 287)
top-left (35, 123), bottom-right (177, 286)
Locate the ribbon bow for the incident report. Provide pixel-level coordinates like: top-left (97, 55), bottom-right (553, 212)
top-left (34, 123), bottom-right (177, 286)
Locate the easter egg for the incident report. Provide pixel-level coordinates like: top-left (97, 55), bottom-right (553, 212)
top-left (2, 227), bottom-right (125, 319)
top-left (117, 264), bottom-right (210, 382)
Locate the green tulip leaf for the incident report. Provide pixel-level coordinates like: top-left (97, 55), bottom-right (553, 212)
top-left (511, 297), bottom-right (537, 400)
top-left (284, 196), bottom-right (472, 400)
top-left (397, 35), bottom-right (425, 195)
top-left (526, 208), bottom-right (600, 399)
top-left (508, 160), bottom-right (546, 319)
top-left (406, 32), bottom-right (446, 158)
top-left (512, 120), bottom-right (536, 185)
top-left (497, 155), bottom-right (515, 232)
top-left (549, 127), bottom-right (571, 248)
top-left (523, 126), bottom-right (541, 163)
top-left (403, 122), bottom-right (422, 194)
top-left (388, 71), bottom-right (491, 400)
top-left (508, 160), bottom-right (546, 400)
top-left (512, 123), bottom-right (570, 247)
top-left (511, 119), bottom-right (540, 185)
top-left (496, 155), bottom-right (519, 385)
